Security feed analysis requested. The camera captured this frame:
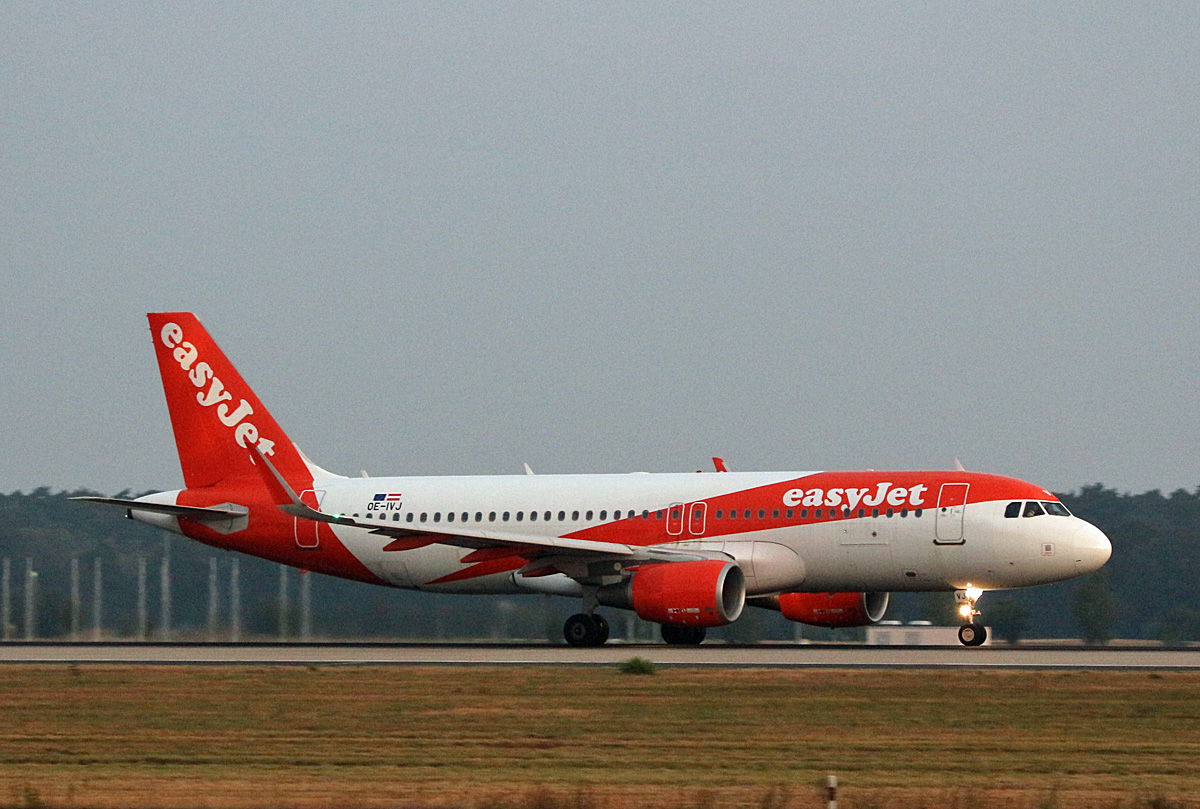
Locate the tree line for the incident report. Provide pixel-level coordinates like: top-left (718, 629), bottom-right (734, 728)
top-left (0, 483), bottom-right (1195, 643)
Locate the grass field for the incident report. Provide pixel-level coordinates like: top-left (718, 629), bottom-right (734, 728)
top-left (2, 664), bottom-right (1199, 808)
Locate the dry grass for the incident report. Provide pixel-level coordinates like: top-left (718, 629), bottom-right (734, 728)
top-left (1, 665), bottom-right (1198, 808)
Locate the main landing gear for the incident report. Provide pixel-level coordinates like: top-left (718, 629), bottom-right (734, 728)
top-left (564, 613), bottom-right (609, 647)
top-left (955, 587), bottom-right (988, 647)
top-left (561, 613), bottom-right (707, 646)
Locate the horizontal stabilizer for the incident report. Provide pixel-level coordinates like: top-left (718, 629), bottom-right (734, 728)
top-left (71, 496), bottom-right (247, 520)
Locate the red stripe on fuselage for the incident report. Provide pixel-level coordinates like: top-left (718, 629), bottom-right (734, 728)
top-left (563, 471), bottom-right (1054, 547)
top-left (177, 481), bottom-right (389, 585)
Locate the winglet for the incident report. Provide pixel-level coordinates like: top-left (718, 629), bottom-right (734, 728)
top-left (250, 447), bottom-right (355, 526)
top-left (713, 457), bottom-right (728, 473)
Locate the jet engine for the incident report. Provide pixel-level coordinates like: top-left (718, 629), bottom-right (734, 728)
top-left (600, 560), bottom-right (745, 627)
top-left (772, 591), bottom-right (889, 628)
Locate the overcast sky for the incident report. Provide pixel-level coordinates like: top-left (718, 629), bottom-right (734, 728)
top-left (2, 3), bottom-right (1198, 497)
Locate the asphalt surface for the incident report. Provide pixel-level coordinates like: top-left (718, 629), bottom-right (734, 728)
top-left (2, 642), bottom-right (1199, 668)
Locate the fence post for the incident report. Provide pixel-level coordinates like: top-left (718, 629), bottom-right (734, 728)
top-left (70, 557), bottom-right (80, 640)
top-left (826, 775), bottom-right (837, 809)
top-left (2, 558), bottom-right (10, 640)
top-left (23, 559), bottom-right (36, 640)
top-left (92, 558), bottom-right (103, 641)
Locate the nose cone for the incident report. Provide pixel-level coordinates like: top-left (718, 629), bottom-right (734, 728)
top-left (1072, 520), bottom-right (1112, 575)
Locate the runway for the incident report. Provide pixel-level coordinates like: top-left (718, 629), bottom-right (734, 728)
top-left (3, 641), bottom-right (1200, 668)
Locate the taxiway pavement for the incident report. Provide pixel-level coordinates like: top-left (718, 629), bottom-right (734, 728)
top-left (2, 642), bottom-right (1198, 668)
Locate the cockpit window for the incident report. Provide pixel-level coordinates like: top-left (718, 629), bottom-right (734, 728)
top-left (1004, 502), bottom-right (1021, 518)
top-left (1022, 501), bottom-right (1045, 518)
top-left (1042, 501), bottom-right (1071, 517)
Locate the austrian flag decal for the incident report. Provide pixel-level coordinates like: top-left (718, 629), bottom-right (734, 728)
top-left (368, 492), bottom-right (403, 512)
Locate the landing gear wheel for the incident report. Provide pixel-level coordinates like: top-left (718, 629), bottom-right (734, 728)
top-left (564, 613), bottom-right (608, 647)
top-left (592, 613), bottom-right (610, 645)
top-left (958, 622), bottom-right (987, 646)
top-left (661, 625), bottom-right (707, 645)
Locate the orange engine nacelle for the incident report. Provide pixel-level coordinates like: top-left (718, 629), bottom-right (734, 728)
top-left (629, 560), bottom-right (746, 627)
top-left (777, 591), bottom-right (890, 628)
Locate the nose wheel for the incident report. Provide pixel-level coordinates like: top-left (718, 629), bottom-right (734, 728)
top-left (957, 623), bottom-right (987, 646)
top-left (955, 587), bottom-right (987, 646)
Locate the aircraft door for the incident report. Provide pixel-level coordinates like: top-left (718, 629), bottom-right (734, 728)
top-left (688, 502), bottom-right (707, 535)
top-left (935, 483), bottom-right (969, 544)
top-left (295, 489), bottom-right (324, 549)
top-left (667, 503), bottom-right (685, 535)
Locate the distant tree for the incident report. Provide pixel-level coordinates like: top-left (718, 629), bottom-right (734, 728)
top-left (986, 598), bottom-right (1031, 645)
top-left (919, 592), bottom-right (960, 625)
top-left (1157, 607), bottom-right (1200, 646)
top-left (1072, 571), bottom-right (1117, 645)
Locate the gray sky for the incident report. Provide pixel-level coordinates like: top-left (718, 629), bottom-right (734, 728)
top-left (2, 3), bottom-right (1198, 497)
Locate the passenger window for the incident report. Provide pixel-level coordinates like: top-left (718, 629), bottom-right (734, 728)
top-left (587, 510), bottom-right (595, 520)
top-left (786, 509), bottom-right (793, 519)
top-left (529, 511), bottom-right (537, 522)
top-left (462, 512), bottom-right (468, 522)
top-left (900, 508), bottom-right (908, 517)
top-left (600, 510), bottom-right (608, 520)
top-left (475, 512), bottom-right (482, 522)
top-left (815, 509), bottom-right (822, 518)
top-left (433, 513), bottom-right (441, 523)
top-left (394, 513), bottom-right (400, 521)
top-left (715, 509), bottom-right (723, 519)
top-left (502, 511), bottom-right (510, 521)
top-left (642, 510), bottom-right (650, 519)
top-left (914, 509), bottom-right (923, 517)
top-left (758, 509), bottom-right (766, 519)
top-left (406, 513), bottom-right (415, 523)
top-left (886, 509), bottom-right (893, 518)
top-left (489, 512), bottom-right (496, 522)
top-left (1023, 501), bottom-right (1045, 518)
top-left (544, 511), bottom-right (551, 521)
top-left (1043, 501), bottom-right (1072, 517)
top-left (420, 512), bottom-right (428, 522)
top-left (1004, 502), bottom-right (1022, 518)
top-left (800, 509), bottom-right (807, 519)
top-left (744, 510), bottom-right (751, 519)
top-left (516, 511), bottom-right (524, 521)
top-left (572, 510), bottom-right (580, 520)
top-left (558, 511), bottom-right (566, 521)
top-left (872, 508), bottom-right (879, 518)
top-left (614, 510), bottom-right (622, 520)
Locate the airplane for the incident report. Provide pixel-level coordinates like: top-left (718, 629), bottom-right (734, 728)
top-left (76, 312), bottom-right (1112, 647)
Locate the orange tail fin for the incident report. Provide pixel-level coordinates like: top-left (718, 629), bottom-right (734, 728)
top-left (147, 313), bottom-right (314, 490)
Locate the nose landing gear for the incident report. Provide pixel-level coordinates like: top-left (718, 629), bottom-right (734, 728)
top-left (955, 587), bottom-right (988, 646)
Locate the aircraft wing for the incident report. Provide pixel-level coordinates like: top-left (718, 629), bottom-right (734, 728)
top-left (250, 448), bottom-right (639, 558)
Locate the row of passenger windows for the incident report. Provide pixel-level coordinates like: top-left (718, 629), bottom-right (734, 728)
top-left (354, 506), bottom-right (926, 523)
top-left (1004, 500), bottom-right (1072, 518)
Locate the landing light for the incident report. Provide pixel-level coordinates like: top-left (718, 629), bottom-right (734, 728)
top-left (965, 586), bottom-right (983, 601)
top-left (958, 604), bottom-right (974, 619)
